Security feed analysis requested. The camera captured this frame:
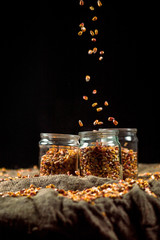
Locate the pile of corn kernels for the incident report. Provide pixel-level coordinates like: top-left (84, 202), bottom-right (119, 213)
top-left (40, 147), bottom-right (79, 176)
top-left (121, 147), bottom-right (138, 180)
top-left (0, 167), bottom-right (160, 200)
top-left (80, 145), bottom-right (120, 179)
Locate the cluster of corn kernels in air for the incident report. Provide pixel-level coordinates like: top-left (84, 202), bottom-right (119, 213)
top-left (78, 0), bottom-right (118, 128)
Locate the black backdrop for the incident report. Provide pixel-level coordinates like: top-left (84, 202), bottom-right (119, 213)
top-left (0, 1), bottom-right (158, 168)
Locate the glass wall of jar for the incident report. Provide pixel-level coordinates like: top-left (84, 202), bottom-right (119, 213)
top-left (79, 130), bottom-right (121, 180)
top-left (39, 133), bottom-right (80, 176)
top-left (39, 133), bottom-right (53, 166)
top-left (99, 128), bottom-right (138, 180)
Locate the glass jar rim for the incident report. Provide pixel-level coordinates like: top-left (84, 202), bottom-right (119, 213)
top-left (79, 129), bottom-right (119, 137)
top-left (99, 128), bottom-right (137, 133)
top-left (40, 133), bottom-right (80, 140)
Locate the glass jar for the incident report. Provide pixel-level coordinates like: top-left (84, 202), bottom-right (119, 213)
top-left (39, 133), bottom-right (80, 176)
top-left (118, 128), bottom-right (138, 180)
top-left (99, 128), bottom-right (138, 180)
top-left (39, 133), bottom-right (54, 165)
top-left (79, 130), bottom-right (121, 180)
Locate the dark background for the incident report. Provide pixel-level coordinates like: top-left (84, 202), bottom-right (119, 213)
top-left (0, 1), bottom-right (158, 168)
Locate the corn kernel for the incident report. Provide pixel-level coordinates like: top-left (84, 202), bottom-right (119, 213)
top-left (93, 120), bottom-right (99, 125)
top-left (81, 27), bottom-right (86, 32)
top-left (90, 30), bottom-right (95, 36)
top-left (92, 102), bottom-right (98, 107)
top-left (93, 47), bottom-right (98, 54)
top-left (89, 6), bottom-right (94, 11)
top-left (92, 16), bottom-right (98, 21)
top-left (100, 51), bottom-right (104, 55)
top-left (108, 117), bottom-right (115, 121)
top-left (96, 107), bottom-right (103, 112)
top-left (98, 121), bottom-right (103, 125)
top-left (78, 120), bottom-right (83, 127)
top-left (113, 119), bottom-right (118, 125)
top-left (78, 31), bottom-right (83, 36)
top-left (99, 56), bottom-right (103, 61)
top-left (92, 89), bottom-right (97, 94)
top-left (91, 38), bottom-right (96, 42)
top-left (85, 75), bottom-right (91, 82)
top-left (95, 29), bottom-right (98, 35)
top-left (104, 101), bottom-right (109, 106)
top-left (79, 0), bottom-right (84, 6)
top-left (83, 95), bottom-right (88, 100)
top-left (88, 50), bottom-right (93, 55)
top-left (79, 22), bottom-right (84, 27)
top-left (97, 0), bottom-right (102, 7)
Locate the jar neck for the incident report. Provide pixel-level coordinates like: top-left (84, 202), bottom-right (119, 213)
top-left (118, 128), bottom-right (137, 137)
top-left (99, 128), bottom-right (137, 136)
top-left (79, 130), bottom-right (119, 139)
top-left (40, 133), bottom-right (80, 147)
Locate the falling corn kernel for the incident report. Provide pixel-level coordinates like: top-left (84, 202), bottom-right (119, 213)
top-left (79, 0), bottom-right (84, 6)
top-left (85, 75), bottom-right (91, 82)
top-left (97, 0), bottom-right (102, 7)
top-left (98, 121), bottom-right (103, 125)
top-left (92, 16), bottom-right (98, 21)
top-left (113, 119), bottom-right (118, 125)
top-left (78, 31), bottom-right (83, 36)
top-left (92, 89), bottom-right (97, 94)
top-left (108, 117), bottom-right (115, 121)
top-left (104, 101), bottom-right (109, 106)
top-left (93, 47), bottom-right (98, 54)
top-left (83, 95), bottom-right (88, 100)
top-left (79, 22), bottom-right (84, 27)
top-left (93, 120), bottom-right (99, 125)
top-left (91, 38), bottom-right (96, 42)
top-left (96, 107), bottom-right (103, 112)
top-left (78, 120), bottom-right (83, 127)
top-left (89, 6), bottom-right (94, 11)
top-left (90, 30), bottom-right (95, 36)
top-left (95, 29), bottom-right (98, 35)
top-left (88, 50), bottom-right (93, 55)
top-left (99, 56), bottom-right (103, 61)
top-left (81, 27), bottom-right (86, 32)
top-left (100, 51), bottom-right (104, 55)
top-left (92, 102), bottom-right (98, 107)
